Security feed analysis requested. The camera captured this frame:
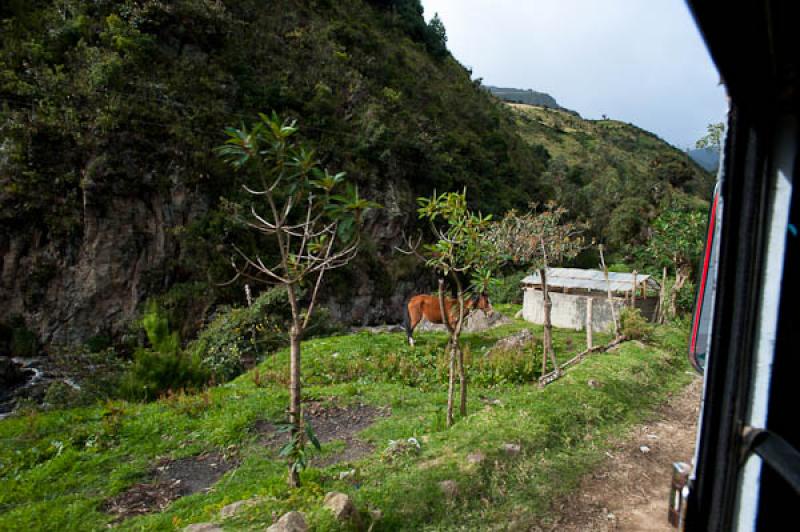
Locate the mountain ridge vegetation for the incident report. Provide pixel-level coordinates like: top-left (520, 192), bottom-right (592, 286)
top-left (0, 0), bottom-right (548, 345)
top-left (506, 102), bottom-right (712, 257)
top-left (1, 0), bottom-right (711, 349)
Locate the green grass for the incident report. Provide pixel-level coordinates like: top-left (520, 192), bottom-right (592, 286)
top-left (0, 310), bottom-right (693, 531)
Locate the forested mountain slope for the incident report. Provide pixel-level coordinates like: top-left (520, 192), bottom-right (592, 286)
top-left (0, 0), bottom-right (548, 345)
top-left (507, 103), bottom-right (713, 256)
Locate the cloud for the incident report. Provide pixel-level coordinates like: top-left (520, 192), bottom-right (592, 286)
top-left (421, 0), bottom-right (727, 148)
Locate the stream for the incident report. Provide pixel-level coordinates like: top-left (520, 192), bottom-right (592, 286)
top-left (0, 356), bottom-right (79, 420)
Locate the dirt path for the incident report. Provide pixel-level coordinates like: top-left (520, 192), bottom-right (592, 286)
top-left (538, 376), bottom-right (703, 531)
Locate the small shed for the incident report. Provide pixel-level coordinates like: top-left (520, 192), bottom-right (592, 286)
top-left (520, 267), bottom-right (660, 333)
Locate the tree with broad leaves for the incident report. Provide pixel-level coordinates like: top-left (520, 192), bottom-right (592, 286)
top-left (216, 112), bottom-right (380, 487)
top-left (489, 203), bottom-right (584, 381)
top-left (642, 207), bottom-right (705, 320)
top-left (695, 122), bottom-right (724, 151)
top-left (400, 189), bottom-right (498, 427)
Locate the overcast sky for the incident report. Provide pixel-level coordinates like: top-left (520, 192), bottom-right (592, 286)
top-left (420, 0), bottom-right (727, 150)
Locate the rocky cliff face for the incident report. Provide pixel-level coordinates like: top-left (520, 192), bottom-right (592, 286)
top-left (0, 185), bottom-right (208, 346)
top-left (0, 173), bottom-right (432, 346)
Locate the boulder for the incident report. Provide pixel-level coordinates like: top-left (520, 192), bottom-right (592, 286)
top-left (415, 310), bottom-right (510, 333)
top-left (266, 511), bottom-right (308, 532)
top-left (489, 329), bottom-right (535, 353)
top-left (219, 497), bottom-right (261, 519)
top-left (323, 492), bottom-right (358, 524)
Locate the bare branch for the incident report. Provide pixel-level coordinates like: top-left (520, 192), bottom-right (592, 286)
top-left (242, 183), bottom-right (269, 196)
top-left (232, 244), bottom-right (290, 284)
top-left (395, 231), bottom-right (426, 262)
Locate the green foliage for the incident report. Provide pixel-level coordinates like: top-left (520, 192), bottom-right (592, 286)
top-left (676, 279), bottom-right (696, 315)
top-left (2, 0), bottom-right (548, 345)
top-left (620, 307), bottom-right (653, 340)
top-left (416, 189), bottom-right (498, 292)
top-left (471, 345), bottom-right (541, 387)
top-left (488, 271), bottom-right (527, 304)
top-left (607, 263), bottom-right (633, 273)
top-left (509, 105), bottom-right (713, 256)
top-left (85, 334), bottom-right (112, 353)
top-left (42, 381), bottom-right (84, 409)
top-left (141, 301), bottom-right (179, 355)
top-left (189, 287), bottom-right (293, 381)
top-left (607, 197), bottom-right (651, 248)
top-left (275, 418), bottom-right (322, 475)
top-left (640, 204), bottom-right (706, 274)
top-left (260, 321), bottom-right (604, 389)
top-left (121, 348), bottom-right (208, 401)
top-left (121, 302), bottom-right (207, 401)
top-left (43, 347), bottom-right (128, 405)
top-left (425, 13), bottom-right (448, 58)
top-left (0, 316), bottom-right (38, 357)
top-left (696, 122), bottom-right (724, 150)
top-left (12, 322), bottom-right (39, 358)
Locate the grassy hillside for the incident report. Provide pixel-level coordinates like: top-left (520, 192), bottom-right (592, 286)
top-left (0, 310), bottom-right (693, 530)
top-left (507, 103), bottom-right (713, 256)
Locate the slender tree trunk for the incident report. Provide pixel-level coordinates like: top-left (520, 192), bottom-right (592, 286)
top-left (286, 285), bottom-right (303, 488)
top-left (669, 267), bottom-right (688, 318)
top-left (438, 279), bottom-right (456, 428)
top-left (540, 267), bottom-right (556, 379)
top-left (599, 245), bottom-right (619, 337)
top-left (453, 276), bottom-right (467, 418)
top-left (446, 339), bottom-right (455, 427)
top-left (657, 267), bottom-right (668, 324)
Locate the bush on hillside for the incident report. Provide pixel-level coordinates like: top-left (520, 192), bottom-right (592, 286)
top-left (189, 287), bottom-right (341, 382)
top-left (121, 303), bottom-right (207, 401)
top-left (121, 349), bottom-right (208, 401)
top-left (620, 307), bottom-right (653, 341)
top-left (0, 316), bottom-right (39, 358)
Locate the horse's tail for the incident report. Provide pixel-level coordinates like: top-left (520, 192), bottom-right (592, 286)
top-left (402, 296), bottom-right (414, 344)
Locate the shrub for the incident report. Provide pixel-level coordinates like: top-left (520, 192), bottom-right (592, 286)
top-left (472, 345), bottom-right (541, 387)
top-left (189, 287), bottom-right (291, 381)
top-left (43, 381), bottom-right (84, 409)
top-left (121, 302), bottom-right (207, 401)
top-left (141, 301), bottom-right (179, 355)
top-left (190, 287), bottom-right (340, 382)
top-left (676, 279), bottom-right (696, 316)
top-left (0, 316), bottom-right (39, 357)
top-left (620, 307), bottom-right (653, 340)
top-left (121, 348), bottom-right (208, 401)
top-left (85, 334), bottom-right (112, 353)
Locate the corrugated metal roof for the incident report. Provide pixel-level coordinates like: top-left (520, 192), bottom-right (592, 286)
top-left (521, 267), bottom-right (660, 293)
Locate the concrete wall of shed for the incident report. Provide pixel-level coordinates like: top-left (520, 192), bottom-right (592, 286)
top-left (521, 289), bottom-right (657, 332)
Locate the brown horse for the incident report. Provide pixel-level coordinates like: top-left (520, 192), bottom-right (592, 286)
top-left (403, 292), bottom-right (493, 345)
